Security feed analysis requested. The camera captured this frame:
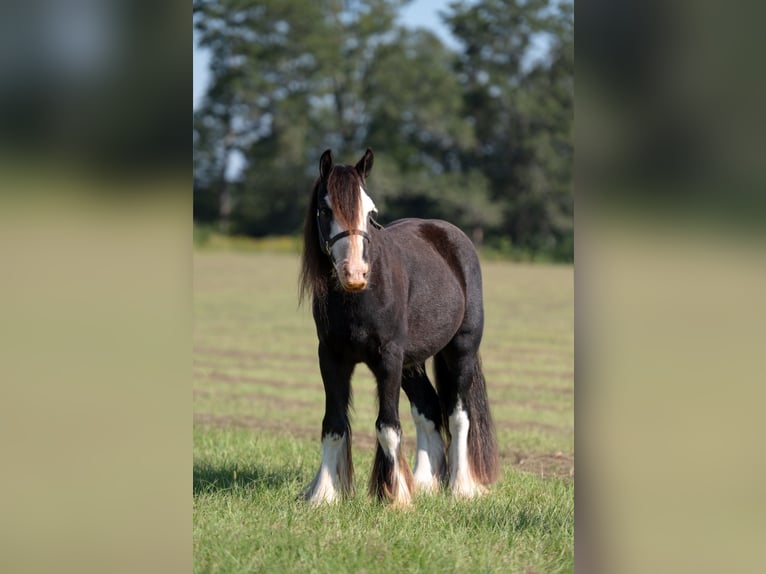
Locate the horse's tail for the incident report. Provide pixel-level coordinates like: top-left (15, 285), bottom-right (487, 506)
top-left (436, 352), bottom-right (500, 486)
top-left (464, 355), bottom-right (500, 485)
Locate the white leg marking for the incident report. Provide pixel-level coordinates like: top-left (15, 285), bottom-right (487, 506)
top-left (376, 425), bottom-right (412, 505)
top-left (305, 433), bottom-right (348, 505)
top-left (448, 400), bottom-right (485, 498)
top-left (411, 407), bottom-right (445, 493)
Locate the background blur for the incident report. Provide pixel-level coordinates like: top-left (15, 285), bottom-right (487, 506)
top-left (1, 0), bottom-right (765, 572)
top-left (577, 1), bottom-right (766, 572)
top-left (193, 0), bottom-right (574, 261)
top-left (0, 1), bottom-right (189, 572)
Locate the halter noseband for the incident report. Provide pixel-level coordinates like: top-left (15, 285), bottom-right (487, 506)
top-left (317, 209), bottom-right (383, 258)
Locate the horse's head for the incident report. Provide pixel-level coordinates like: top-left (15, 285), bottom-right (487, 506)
top-left (316, 148), bottom-right (377, 293)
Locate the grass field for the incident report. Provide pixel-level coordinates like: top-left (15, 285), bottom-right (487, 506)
top-left (193, 251), bottom-right (574, 573)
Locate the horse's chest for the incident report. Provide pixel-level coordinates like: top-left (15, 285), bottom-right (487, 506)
top-left (338, 311), bottom-right (380, 341)
top-left (322, 301), bottom-right (394, 353)
top-left (346, 323), bottom-right (374, 347)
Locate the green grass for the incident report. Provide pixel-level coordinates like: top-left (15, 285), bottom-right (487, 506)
top-left (194, 429), bottom-right (573, 574)
top-left (194, 251), bottom-right (573, 573)
top-left (194, 227), bottom-right (302, 254)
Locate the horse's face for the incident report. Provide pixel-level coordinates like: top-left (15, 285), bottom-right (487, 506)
top-left (321, 185), bottom-right (376, 291)
top-left (318, 149), bottom-right (376, 293)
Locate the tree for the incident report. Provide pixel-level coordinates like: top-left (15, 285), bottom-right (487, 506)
top-left (193, 0), bottom-right (411, 235)
top-left (359, 27), bottom-right (502, 241)
top-left (445, 0), bottom-right (573, 258)
top-left (193, 0), bottom-right (573, 259)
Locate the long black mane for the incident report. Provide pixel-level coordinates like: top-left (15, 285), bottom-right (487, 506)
top-left (299, 177), bottom-right (330, 306)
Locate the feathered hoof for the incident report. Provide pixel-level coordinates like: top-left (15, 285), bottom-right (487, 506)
top-left (302, 474), bottom-right (340, 506)
top-left (369, 430), bottom-right (416, 507)
top-left (450, 472), bottom-right (488, 499)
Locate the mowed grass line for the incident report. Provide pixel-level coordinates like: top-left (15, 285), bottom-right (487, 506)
top-left (194, 251), bottom-right (574, 573)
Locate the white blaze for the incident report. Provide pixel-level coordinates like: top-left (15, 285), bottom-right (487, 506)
top-left (325, 187), bottom-right (376, 273)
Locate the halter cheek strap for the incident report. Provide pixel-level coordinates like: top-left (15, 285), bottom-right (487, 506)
top-left (317, 210), bottom-right (382, 258)
top-left (323, 228), bottom-right (371, 257)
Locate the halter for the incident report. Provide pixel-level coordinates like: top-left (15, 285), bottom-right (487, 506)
top-left (317, 209), bottom-right (383, 258)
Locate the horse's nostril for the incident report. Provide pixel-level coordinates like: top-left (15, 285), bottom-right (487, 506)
top-left (341, 263), bottom-right (368, 280)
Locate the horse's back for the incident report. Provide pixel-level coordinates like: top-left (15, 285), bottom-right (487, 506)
top-left (385, 218), bottom-right (477, 255)
top-left (384, 218), bottom-right (482, 295)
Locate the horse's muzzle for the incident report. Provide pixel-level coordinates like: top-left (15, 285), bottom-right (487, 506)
top-left (339, 261), bottom-right (369, 292)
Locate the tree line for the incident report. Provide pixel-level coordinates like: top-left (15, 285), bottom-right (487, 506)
top-left (193, 0), bottom-right (573, 261)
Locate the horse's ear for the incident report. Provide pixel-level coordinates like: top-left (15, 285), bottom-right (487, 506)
top-left (355, 148), bottom-right (374, 180)
top-left (319, 149), bottom-right (333, 180)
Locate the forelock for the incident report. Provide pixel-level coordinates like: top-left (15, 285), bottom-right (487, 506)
top-left (326, 165), bottom-right (362, 229)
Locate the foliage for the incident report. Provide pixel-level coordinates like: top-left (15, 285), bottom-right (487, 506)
top-left (193, 0), bottom-right (573, 260)
top-left (446, 0), bottom-right (574, 255)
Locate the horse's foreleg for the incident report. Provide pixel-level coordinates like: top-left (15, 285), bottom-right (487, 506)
top-left (368, 346), bottom-right (415, 506)
top-left (303, 345), bottom-right (354, 505)
top-left (402, 367), bottom-right (446, 493)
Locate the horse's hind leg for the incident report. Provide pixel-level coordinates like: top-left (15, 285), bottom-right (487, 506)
top-left (435, 341), bottom-right (500, 498)
top-left (402, 365), bottom-right (446, 493)
top-left (368, 345), bottom-right (415, 506)
top-left (303, 344), bottom-right (354, 505)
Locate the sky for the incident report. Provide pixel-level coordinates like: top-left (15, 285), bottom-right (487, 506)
top-left (192, 0), bottom-right (458, 110)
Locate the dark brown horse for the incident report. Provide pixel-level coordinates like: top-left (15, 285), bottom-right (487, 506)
top-left (300, 148), bottom-right (499, 505)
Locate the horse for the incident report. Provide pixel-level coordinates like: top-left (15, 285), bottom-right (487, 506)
top-left (299, 147), bottom-right (499, 506)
